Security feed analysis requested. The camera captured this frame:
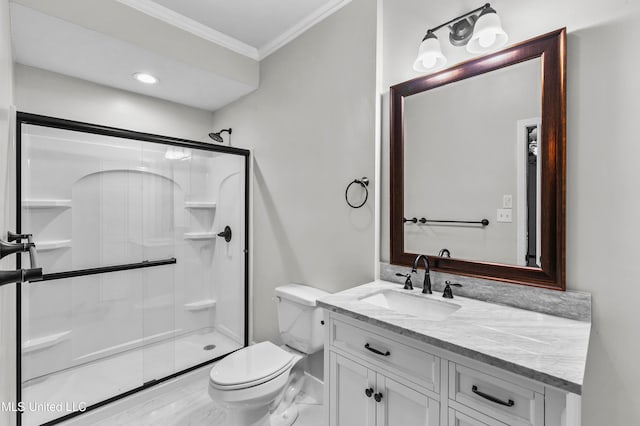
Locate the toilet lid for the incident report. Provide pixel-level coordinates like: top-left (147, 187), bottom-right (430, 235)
top-left (209, 341), bottom-right (295, 388)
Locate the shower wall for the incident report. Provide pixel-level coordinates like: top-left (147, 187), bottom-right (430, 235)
top-left (18, 118), bottom-right (247, 425)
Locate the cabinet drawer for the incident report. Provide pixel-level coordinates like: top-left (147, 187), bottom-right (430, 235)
top-left (448, 407), bottom-right (508, 426)
top-left (330, 318), bottom-right (439, 391)
top-left (449, 363), bottom-right (543, 426)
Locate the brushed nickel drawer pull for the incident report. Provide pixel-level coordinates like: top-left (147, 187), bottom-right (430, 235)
top-left (364, 343), bottom-right (390, 357)
top-left (472, 385), bottom-right (515, 407)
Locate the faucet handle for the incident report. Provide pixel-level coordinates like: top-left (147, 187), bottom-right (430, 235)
top-left (395, 273), bottom-right (413, 290)
top-left (438, 248), bottom-right (451, 258)
top-left (442, 280), bottom-right (462, 299)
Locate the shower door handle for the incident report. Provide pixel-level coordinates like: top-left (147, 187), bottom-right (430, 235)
top-left (217, 226), bottom-right (232, 242)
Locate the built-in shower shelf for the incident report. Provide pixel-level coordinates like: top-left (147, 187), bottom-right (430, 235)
top-left (185, 201), bottom-right (217, 209)
top-left (184, 299), bottom-right (217, 311)
top-left (23, 199), bottom-right (72, 208)
top-left (22, 330), bottom-right (71, 353)
top-left (37, 240), bottom-right (72, 251)
top-left (184, 232), bottom-right (216, 240)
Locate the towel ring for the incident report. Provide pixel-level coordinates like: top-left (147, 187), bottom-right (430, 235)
top-left (345, 177), bottom-right (369, 209)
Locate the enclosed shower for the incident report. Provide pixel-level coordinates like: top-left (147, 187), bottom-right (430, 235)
top-left (15, 113), bottom-right (249, 426)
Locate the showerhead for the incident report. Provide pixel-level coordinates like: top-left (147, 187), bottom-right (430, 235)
top-left (208, 128), bottom-right (232, 143)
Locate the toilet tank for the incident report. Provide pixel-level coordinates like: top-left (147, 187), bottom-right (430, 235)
top-left (275, 284), bottom-right (330, 354)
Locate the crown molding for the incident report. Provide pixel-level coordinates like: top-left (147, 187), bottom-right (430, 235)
top-left (116, 0), bottom-right (259, 60)
top-left (116, 0), bottom-right (352, 62)
top-left (258, 0), bottom-right (352, 59)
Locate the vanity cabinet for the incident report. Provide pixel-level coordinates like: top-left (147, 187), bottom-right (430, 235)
top-left (324, 311), bottom-right (578, 426)
top-left (448, 408), bottom-right (509, 426)
top-left (329, 351), bottom-right (440, 426)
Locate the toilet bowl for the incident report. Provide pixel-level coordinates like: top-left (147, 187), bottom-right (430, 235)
top-left (209, 342), bottom-right (303, 425)
top-left (208, 284), bottom-right (329, 426)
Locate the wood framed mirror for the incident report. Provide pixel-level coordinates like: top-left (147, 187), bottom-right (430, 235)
top-left (390, 28), bottom-right (566, 290)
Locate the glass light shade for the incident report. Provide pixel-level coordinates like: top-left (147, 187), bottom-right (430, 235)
top-left (413, 34), bottom-right (447, 72)
top-left (466, 11), bottom-right (508, 54)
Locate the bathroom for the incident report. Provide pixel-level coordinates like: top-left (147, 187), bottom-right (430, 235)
top-left (0, 0), bottom-right (638, 425)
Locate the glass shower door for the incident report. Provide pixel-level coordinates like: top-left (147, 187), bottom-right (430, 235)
top-left (173, 148), bottom-right (247, 372)
top-left (17, 115), bottom-right (248, 426)
top-left (20, 127), bottom-right (149, 425)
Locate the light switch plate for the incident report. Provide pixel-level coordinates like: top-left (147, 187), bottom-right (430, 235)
top-left (503, 194), bottom-right (513, 208)
top-left (497, 209), bottom-right (512, 223)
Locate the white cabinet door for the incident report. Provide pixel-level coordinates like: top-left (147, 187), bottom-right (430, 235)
top-left (375, 374), bottom-right (440, 426)
top-left (329, 352), bottom-right (376, 426)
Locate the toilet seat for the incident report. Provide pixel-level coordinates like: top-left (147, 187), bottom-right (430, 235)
top-left (209, 342), bottom-right (298, 390)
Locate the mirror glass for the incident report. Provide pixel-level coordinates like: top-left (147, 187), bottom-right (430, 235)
top-left (403, 58), bottom-right (542, 267)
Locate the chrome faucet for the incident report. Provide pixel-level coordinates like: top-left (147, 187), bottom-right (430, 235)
top-left (437, 248), bottom-right (451, 258)
top-left (411, 254), bottom-right (432, 294)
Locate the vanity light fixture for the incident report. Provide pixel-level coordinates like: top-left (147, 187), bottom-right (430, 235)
top-left (413, 3), bottom-right (508, 73)
top-left (133, 72), bottom-right (158, 84)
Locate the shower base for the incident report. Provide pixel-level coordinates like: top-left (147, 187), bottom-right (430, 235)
top-left (21, 329), bottom-right (240, 426)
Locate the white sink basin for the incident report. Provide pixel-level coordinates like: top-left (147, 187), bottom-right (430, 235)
top-left (360, 290), bottom-right (461, 321)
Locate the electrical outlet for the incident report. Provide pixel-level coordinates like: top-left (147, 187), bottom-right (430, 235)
top-left (503, 194), bottom-right (513, 208)
top-left (497, 209), bottom-right (512, 223)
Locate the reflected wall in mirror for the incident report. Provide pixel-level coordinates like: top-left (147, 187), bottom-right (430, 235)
top-left (391, 29), bottom-right (566, 290)
top-left (404, 58), bottom-right (541, 267)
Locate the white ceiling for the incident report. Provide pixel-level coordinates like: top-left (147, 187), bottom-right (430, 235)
top-left (11, 4), bottom-right (256, 111)
top-left (9, 0), bottom-right (352, 111)
top-left (148, 0), bottom-right (342, 56)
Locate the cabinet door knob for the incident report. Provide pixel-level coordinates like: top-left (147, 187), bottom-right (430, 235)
top-left (374, 392), bottom-right (383, 402)
top-left (365, 387), bottom-right (374, 398)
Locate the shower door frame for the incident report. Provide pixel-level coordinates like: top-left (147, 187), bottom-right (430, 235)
top-left (15, 112), bottom-right (250, 426)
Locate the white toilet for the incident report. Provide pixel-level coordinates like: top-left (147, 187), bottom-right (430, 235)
top-left (209, 284), bottom-right (329, 426)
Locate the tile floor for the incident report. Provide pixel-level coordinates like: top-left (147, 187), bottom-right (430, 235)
top-left (60, 365), bottom-right (324, 426)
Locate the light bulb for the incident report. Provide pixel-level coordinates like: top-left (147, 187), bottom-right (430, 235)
top-left (413, 32), bottom-right (447, 72)
top-left (466, 6), bottom-right (508, 54)
top-left (479, 31), bottom-right (497, 48)
top-left (422, 55), bottom-right (437, 69)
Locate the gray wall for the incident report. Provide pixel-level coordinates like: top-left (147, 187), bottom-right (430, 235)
top-left (211, 0), bottom-right (377, 350)
top-left (0, 0), bottom-right (16, 424)
top-left (381, 0), bottom-right (640, 424)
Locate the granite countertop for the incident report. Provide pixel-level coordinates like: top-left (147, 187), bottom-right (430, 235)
top-left (318, 280), bottom-right (591, 395)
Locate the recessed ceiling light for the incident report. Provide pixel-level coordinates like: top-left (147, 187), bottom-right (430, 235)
top-left (133, 72), bottom-right (158, 84)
